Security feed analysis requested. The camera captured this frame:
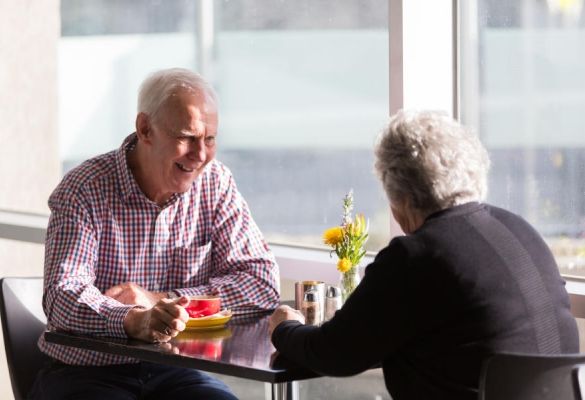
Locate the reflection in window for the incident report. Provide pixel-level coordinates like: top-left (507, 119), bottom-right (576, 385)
top-left (460, 0), bottom-right (585, 275)
top-left (59, 0), bottom-right (390, 251)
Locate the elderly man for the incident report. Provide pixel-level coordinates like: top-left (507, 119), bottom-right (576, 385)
top-left (30, 68), bottom-right (280, 399)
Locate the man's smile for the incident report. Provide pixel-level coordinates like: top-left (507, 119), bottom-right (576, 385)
top-left (176, 162), bottom-right (195, 173)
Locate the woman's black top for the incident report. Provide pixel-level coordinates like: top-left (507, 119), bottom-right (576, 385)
top-left (272, 202), bottom-right (579, 400)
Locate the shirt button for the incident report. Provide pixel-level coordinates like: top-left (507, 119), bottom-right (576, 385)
top-left (153, 283), bottom-right (160, 290)
top-left (156, 245), bottom-right (162, 253)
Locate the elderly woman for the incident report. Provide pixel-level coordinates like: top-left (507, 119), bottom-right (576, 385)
top-left (269, 110), bottom-right (578, 400)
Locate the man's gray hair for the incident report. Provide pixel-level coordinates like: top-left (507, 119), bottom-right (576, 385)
top-left (137, 68), bottom-right (217, 122)
top-left (374, 110), bottom-right (490, 215)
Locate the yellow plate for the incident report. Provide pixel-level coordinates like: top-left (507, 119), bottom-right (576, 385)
top-left (185, 313), bottom-right (232, 330)
top-left (177, 327), bottom-right (232, 340)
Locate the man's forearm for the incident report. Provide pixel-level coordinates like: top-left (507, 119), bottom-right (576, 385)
top-left (104, 282), bottom-right (167, 308)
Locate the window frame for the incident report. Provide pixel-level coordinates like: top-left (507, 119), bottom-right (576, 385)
top-left (3, 0), bottom-right (585, 296)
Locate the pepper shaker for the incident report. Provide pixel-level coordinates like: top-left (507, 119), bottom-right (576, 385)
top-left (301, 289), bottom-right (321, 326)
top-left (295, 281), bottom-right (325, 322)
top-left (325, 285), bottom-right (342, 321)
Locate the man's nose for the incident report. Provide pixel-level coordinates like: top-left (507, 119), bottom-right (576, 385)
top-left (188, 138), bottom-right (206, 162)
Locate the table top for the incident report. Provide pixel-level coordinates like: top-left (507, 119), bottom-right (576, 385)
top-left (44, 312), bottom-right (319, 384)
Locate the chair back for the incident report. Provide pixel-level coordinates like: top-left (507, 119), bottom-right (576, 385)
top-left (0, 277), bottom-right (48, 400)
top-left (479, 352), bottom-right (585, 400)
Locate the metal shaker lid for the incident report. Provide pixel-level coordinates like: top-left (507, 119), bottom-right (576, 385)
top-left (326, 285), bottom-right (341, 298)
top-left (303, 289), bottom-right (319, 302)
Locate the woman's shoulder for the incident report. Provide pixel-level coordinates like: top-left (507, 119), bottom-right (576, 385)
top-left (368, 234), bottom-right (428, 273)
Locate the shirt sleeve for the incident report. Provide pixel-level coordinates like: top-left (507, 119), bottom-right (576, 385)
top-left (173, 170), bottom-right (280, 314)
top-left (271, 244), bottom-right (417, 376)
top-left (43, 190), bottom-right (140, 338)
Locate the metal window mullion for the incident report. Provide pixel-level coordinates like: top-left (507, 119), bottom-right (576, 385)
top-left (197, 0), bottom-right (215, 80)
top-left (389, 0), bottom-right (404, 115)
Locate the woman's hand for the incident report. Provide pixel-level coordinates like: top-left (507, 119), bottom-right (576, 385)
top-left (268, 305), bottom-right (305, 337)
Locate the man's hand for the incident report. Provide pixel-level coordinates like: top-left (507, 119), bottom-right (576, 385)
top-left (123, 296), bottom-right (190, 343)
top-left (105, 282), bottom-right (166, 308)
top-left (268, 305), bottom-right (305, 337)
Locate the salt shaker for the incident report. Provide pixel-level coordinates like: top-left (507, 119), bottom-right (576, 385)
top-left (325, 285), bottom-right (342, 321)
top-left (301, 289), bottom-right (321, 326)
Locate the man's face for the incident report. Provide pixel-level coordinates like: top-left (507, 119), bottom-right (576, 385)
top-left (137, 90), bottom-right (218, 202)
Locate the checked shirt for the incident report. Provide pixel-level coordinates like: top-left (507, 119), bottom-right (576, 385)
top-left (38, 134), bottom-right (280, 365)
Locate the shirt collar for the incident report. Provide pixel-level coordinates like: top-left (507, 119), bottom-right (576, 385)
top-left (115, 133), bottom-right (189, 208)
top-left (116, 133), bottom-right (145, 203)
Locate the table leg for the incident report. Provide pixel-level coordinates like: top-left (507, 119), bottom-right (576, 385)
top-left (269, 381), bottom-right (299, 400)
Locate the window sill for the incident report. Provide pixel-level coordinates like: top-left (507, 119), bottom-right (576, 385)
top-left (2, 208), bottom-right (584, 318)
top-left (0, 209), bottom-right (48, 244)
top-left (270, 242), bottom-right (375, 284)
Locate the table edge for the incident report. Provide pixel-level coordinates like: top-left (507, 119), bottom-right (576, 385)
top-left (44, 331), bottom-right (319, 383)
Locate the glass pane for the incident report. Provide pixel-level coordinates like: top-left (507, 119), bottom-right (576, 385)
top-left (460, 0), bottom-right (585, 276)
top-left (214, 0), bottom-right (389, 250)
top-left (59, 0), bottom-right (390, 251)
top-left (59, 0), bottom-right (199, 168)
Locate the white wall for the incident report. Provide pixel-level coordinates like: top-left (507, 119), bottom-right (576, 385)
top-left (0, 0), bottom-right (60, 398)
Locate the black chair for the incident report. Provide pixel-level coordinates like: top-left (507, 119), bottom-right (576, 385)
top-left (479, 352), bottom-right (585, 400)
top-left (0, 277), bottom-right (49, 400)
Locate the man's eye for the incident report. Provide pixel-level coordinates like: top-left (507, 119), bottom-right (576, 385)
top-left (205, 136), bottom-right (216, 145)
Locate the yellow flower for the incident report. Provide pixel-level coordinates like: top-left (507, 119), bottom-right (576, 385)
top-left (337, 258), bottom-right (353, 273)
top-left (323, 226), bottom-right (344, 246)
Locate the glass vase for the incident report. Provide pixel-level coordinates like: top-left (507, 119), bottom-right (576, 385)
top-left (340, 266), bottom-right (361, 303)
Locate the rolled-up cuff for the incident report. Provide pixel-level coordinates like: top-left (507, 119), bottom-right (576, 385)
top-left (105, 305), bottom-right (142, 338)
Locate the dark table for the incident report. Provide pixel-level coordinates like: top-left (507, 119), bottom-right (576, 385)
top-left (44, 313), bottom-right (319, 400)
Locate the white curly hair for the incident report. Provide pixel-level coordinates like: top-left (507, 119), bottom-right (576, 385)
top-left (374, 110), bottom-right (490, 215)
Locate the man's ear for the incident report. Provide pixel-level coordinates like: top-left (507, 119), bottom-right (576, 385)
top-left (136, 112), bottom-right (152, 142)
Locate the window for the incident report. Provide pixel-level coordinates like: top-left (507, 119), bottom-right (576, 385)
top-left (59, 0), bottom-right (390, 252)
top-left (459, 0), bottom-right (585, 277)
